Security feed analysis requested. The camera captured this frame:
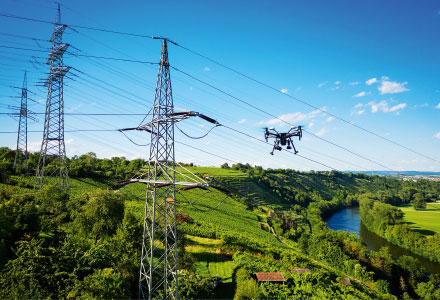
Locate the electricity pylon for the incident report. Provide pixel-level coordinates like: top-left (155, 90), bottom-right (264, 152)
top-left (137, 38), bottom-right (179, 300)
top-left (13, 71), bottom-right (29, 172)
top-left (120, 38), bottom-right (217, 300)
top-left (35, 3), bottom-right (71, 192)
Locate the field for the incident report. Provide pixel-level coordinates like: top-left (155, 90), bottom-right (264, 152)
top-left (185, 235), bottom-right (235, 299)
top-left (400, 202), bottom-right (440, 236)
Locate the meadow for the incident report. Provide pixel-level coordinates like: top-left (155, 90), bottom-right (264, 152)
top-left (400, 202), bottom-right (440, 236)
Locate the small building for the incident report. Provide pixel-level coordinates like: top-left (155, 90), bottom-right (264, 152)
top-left (290, 268), bottom-right (310, 274)
top-left (255, 272), bottom-right (285, 284)
top-left (339, 278), bottom-right (351, 285)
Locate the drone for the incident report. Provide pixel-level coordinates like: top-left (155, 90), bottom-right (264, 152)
top-left (264, 126), bottom-right (302, 155)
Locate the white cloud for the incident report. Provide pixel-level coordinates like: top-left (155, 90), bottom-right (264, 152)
top-left (349, 81), bottom-right (360, 86)
top-left (436, 103), bottom-right (440, 109)
top-left (238, 119), bottom-right (246, 124)
top-left (308, 122), bottom-right (314, 128)
top-left (326, 116), bottom-right (335, 122)
top-left (203, 67), bottom-right (210, 71)
top-left (369, 100), bottom-right (388, 113)
top-left (368, 100), bottom-right (407, 113)
top-left (280, 88), bottom-right (288, 94)
top-left (260, 109), bottom-right (323, 127)
top-left (366, 78), bottom-right (378, 85)
top-left (354, 103), bottom-right (363, 108)
top-left (378, 78), bottom-right (409, 94)
top-left (27, 138), bottom-right (74, 153)
top-left (357, 110), bottom-right (365, 115)
top-left (435, 132), bottom-right (440, 139)
top-left (316, 127), bottom-right (328, 137)
top-left (330, 86), bottom-right (340, 91)
top-left (335, 81), bottom-right (341, 85)
top-left (389, 103), bottom-right (407, 112)
top-left (353, 91), bottom-right (366, 98)
top-left (27, 140), bottom-right (42, 152)
top-left (318, 81), bottom-right (328, 88)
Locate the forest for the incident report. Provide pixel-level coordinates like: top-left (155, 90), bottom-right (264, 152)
top-left (1, 147), bottom-right (440, 299)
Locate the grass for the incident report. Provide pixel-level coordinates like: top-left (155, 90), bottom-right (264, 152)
top-left (185, 235), bottom-right (235, 299)
top-left (400, 203), bottom-right (440, 235)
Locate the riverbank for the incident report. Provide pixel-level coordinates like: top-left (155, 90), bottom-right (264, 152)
top-left (360, 198), bottom-right (440, 264)
top-left (326, 207), bottom-right (440, 274)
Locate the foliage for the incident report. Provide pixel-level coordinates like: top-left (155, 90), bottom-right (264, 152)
top-left (178, 274), bottom-right (214, 300)
top-left (360, 196), bottom-right (440, 263)
top-left (1, 150), bottom-right (440, 299)
top-left (67, 268), bottom-right (130, 299)
top-left (71, 190), bottom-right (125, 243)
top-left (412, 192), bottom-right (426, 210)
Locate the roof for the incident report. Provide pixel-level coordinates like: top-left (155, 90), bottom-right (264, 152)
top-left (255, 272), bottom-right (285, 282)
top-left (290, 268), bottom-right (310, 274)
top-left (339, 278), bottom-right (351, 285)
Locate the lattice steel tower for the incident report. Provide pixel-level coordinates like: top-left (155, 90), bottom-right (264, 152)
top-left (36, 4), bottom-right (71, 191)
top-left (13, 71), bottom-right (29, 171)
top-left (138, 39), bottom-right (178, 300)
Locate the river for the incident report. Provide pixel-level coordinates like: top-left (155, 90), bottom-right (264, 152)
top-left (326, 207), bottom-right (440, 274)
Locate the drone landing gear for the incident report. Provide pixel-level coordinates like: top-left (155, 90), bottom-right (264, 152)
top-left (270, 141), bottom-right (282, 155)
top-left (286, 139), bottom-right (298, 154)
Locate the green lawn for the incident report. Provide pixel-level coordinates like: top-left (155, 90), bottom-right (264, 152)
top-left (185, 235), bottom-right (235, 299)
top-left (400, 203), bottom-right (440, 235)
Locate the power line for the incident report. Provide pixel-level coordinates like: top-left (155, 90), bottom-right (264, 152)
top-left (220, 125), bottom-right (337, 171)
top-left (0, 129), bottom-right (119, 133)
top-left (176, 140), bottom-right (238, 164)
top-left (174, 43), bottom-right (440, 164)
top-left (0, 12), bottom-right (156, 39)
top-left (303, 129), bottom-right (399, 172)
top-left (0, 45), bottom-right (158, 64)
top-left (0, 112), bottom-right (146, 116)
top-left (171, 66), bottom-right (393, 171)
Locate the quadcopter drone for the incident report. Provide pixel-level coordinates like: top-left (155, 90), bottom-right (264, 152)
top-left (264, 126), bottom-right (302, 155)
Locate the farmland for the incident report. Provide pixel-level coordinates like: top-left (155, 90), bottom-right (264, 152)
top-left (1, 148), bottom-right (440, 299)
top-left (400, 203), bottom-right (440, 235)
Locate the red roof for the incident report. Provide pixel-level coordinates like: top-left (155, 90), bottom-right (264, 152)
top-left (255, 272), bottom-right (285, 282)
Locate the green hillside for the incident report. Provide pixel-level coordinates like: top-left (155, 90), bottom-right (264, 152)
top-left (1, 148), bottom-right (440, 299)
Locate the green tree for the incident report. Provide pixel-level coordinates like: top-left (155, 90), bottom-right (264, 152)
top-left (72, 190), bottom-right (125, 243)
top-left (67, 268), bottom-right (129, 299)
top-left (412, 193), bottom-right (426, 210)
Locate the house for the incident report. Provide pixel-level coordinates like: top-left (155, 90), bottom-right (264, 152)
top-left (255, 272), bottom-right (285, 284)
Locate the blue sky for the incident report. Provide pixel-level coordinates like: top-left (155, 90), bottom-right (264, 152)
top-left (0, 0), bottom-right (439, 171)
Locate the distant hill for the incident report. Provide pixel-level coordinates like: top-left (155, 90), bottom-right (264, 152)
top-left (344, 171), bottom-right (440, 176)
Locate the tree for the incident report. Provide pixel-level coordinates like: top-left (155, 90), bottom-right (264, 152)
top-left (221, 162), bottom-right (230, 169)
top-left (72, 190), bottom-right (125, 243)
top-left (178, 275), bottom-right (214, 300)
top-left (67, 268), bottom-right (129, 299)
top-left (35, 185), bottom-right (69, 233)
top-left (412, 193), bottom-right (426, 210)
top-left (0, 239), bottom-right (62, 299)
